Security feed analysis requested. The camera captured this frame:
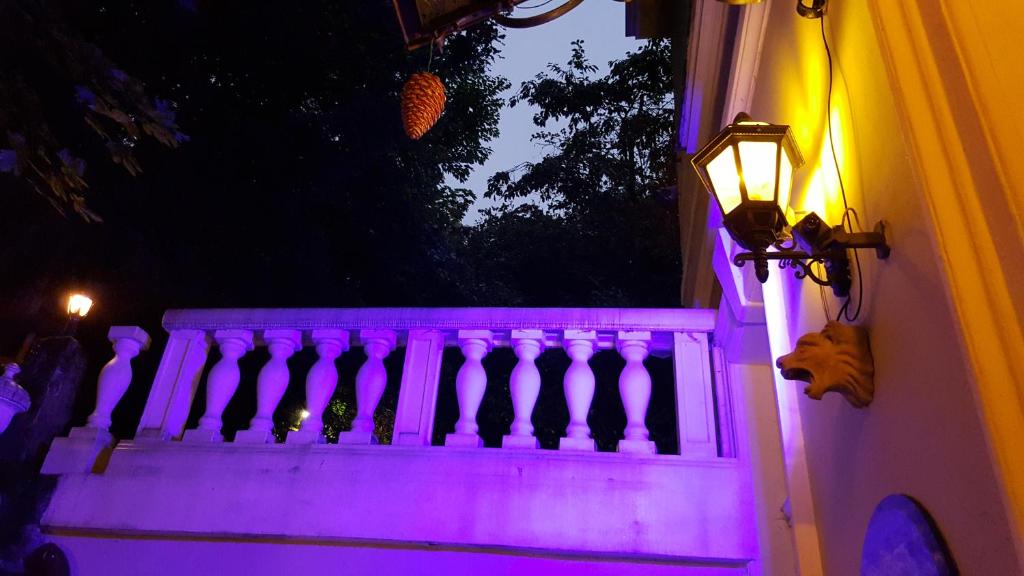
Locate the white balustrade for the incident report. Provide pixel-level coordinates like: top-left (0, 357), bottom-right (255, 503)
top-left (86, 327), bottom-right (151, 431)
top-left (236, 329), bottom-right (301, 444)
top-left (617, 331), bottom-right (656, 454)
top-left (502, 330), bottom-right (544, 449)
top-left (289, 329), bottom-right (349, 444)
top-left (183, 330), bottom-right (254, 442)
top-left (77, 308), bottom-right (721, 459)
top-left (446, 330), bottom-right (494, 447)
top-left (339, 330), bottom-right (395, 445)
top-left (560, 330), bottom-right (597, 452)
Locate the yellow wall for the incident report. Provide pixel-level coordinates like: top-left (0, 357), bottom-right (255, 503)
top-left (749, 1), bottom-right (1019, 573)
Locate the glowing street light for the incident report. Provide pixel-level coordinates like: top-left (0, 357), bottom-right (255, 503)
top-left (67, 293), bottom-right (94, 318)
top-left (65, 293), bottom-right (94, 336)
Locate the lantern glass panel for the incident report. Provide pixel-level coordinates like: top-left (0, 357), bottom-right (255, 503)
top-left (777, 148), bottom-right (793, 218)
top-left (738, 140), bottom-right (779, 203)
top-left (706, 145), bottom-right (743, 214)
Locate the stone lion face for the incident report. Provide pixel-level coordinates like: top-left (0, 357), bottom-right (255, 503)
top-left (775, 321), bottom-right (875, 408)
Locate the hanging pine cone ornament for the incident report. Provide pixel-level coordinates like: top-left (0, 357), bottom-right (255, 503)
top-left (401, 72), bottom-right (446, 140)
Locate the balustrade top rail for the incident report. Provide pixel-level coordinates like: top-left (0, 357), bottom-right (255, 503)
top-left (163, 308), bottom-right (715, 352)
top-left (163, 307), bottom-right (715, 333)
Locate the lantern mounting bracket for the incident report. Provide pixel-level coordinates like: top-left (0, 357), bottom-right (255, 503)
top-left (731, 212), bottom-right (890, 297)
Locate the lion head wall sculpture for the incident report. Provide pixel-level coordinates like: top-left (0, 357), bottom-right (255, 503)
top-left (775, 321), bottom-right (876, 408)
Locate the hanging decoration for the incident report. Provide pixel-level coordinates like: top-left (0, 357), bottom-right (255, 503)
top-left (401, 71), bottom-right (446, 140)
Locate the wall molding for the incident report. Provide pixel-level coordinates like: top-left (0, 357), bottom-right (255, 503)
top-left (869, 1), bottom-right (1024, 570)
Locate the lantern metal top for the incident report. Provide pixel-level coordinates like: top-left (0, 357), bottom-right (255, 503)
top-left (690, 113), bottom-right (805, 208)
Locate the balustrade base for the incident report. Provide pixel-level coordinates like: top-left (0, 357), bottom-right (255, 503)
top-left (287, 430), bottom-right (327, 445)
top-left (40, 427), bottom-right (114, 475)
top-left (559, 437), bottom-right (596, 452)
top-left (181, 429), bottom-right (224, 443)
top-left (445, 433), bottom-right (483, 448)
top-left (502, 435), bottom-right (539, 449)
top-left (618, 439), bottom-right (657, 455)
top-left (234, 429), bottom-right (276, 444)
top-left (338, 431), bottom-right (379, 445)
top-left (136, 428), bottom-right (175, 443)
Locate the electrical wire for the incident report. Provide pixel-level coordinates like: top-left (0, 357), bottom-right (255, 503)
top-left (517, 0), bottom-right (557, 9)
top-left (820, 14), bottom-right (864, 323)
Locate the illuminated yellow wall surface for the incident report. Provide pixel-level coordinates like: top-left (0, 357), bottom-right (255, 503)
top-left (750, 1), bottom-right (1021, 574)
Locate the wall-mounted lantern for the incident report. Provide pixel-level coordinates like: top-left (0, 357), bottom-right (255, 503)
top-left (691, 113), bottom-right (890, 297)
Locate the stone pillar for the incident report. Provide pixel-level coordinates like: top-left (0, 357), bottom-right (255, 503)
top-left (136, 329), bottom-right (210, 442)
top-left (617, 331), bottom-right (656, 454)
top-left (40, 327), bottom-right (151, 475)
top-left (339, 330), bottom-right (396, 445)
top-left (502, 330), bottom-right (544, 449)
top-left (183, 330), bottom-right (253, 443)
top-left (392, 330), bottom-right (444, 446)
top-left (560, 330), bottom-right (597, 452)
top-left (236, 330), bottom-right (301, 444)
top-left (445, 330), bottom-right (493, 448)
top-left (289, 330), bottom-right (349, 444)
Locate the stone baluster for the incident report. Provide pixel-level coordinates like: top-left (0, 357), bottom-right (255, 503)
top-left (86, 326), bottom-right (152, 431)
top-left (502, 330), bottom-right (544, 449)
top-left (236, 329), bottom-right (302, 444)
top-left (339, 330), bottom-right (395, 445)
top-left (41, 326), bottom-right (150, 474)
top-left (560, 330), bottom-right (597, 451)
top-left (617, 331), bottom-right (656, 454)
top-left (184, 330), bottom-right (254, 443)
top-left (289, 330), bottom-right (350, 444)
top-left (445, 330), bottom-right (493, 448)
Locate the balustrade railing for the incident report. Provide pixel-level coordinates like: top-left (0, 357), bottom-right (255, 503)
top-left (70, 308), bottom-right (723, 458)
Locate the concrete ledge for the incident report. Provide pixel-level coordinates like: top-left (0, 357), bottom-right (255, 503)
top-left (42, 441), bottom-right (753, 562)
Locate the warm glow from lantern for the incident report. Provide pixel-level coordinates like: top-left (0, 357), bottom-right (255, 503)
top-left (738, 141), bottom-right (780, 203)
top-left (706, 147), bottom-right (743, 214)
top-left (67, 294), bottom-right (93, 318)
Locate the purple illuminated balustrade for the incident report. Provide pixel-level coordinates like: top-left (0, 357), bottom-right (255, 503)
top-left (68, 308), bottom-right (721, 457)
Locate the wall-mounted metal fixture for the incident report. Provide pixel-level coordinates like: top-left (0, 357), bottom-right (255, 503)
top-left (795, 0), bottom-right (826, 19)
top-left (392, 0), bottom-right (585, 50)
top-left (691, 113), bottom-right (890, 297)
top-left (713, 0), bottom-right (825, 19)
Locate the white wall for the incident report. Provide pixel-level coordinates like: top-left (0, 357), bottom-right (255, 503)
top-left (745, 1), bottom-right (1019, 573)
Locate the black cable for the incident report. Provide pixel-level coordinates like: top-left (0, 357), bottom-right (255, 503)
top-left (821, 14), bottom-right (864, 323)
top-left (517, 0), bottom-right (557, 9)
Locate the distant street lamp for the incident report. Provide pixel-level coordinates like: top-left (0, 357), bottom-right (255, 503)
top-left (65, 293), bottom-right (94, 335)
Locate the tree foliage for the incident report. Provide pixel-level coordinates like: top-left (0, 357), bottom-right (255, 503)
top-left (0, 1), bottom-right (187, 220)
top-left (469, 39), bottom-right (680, 307)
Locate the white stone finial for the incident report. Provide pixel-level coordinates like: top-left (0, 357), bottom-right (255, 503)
top-left (0, 363), bottom-right (29, 435)
top-left (86, 326), bottom-right (151, 431)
